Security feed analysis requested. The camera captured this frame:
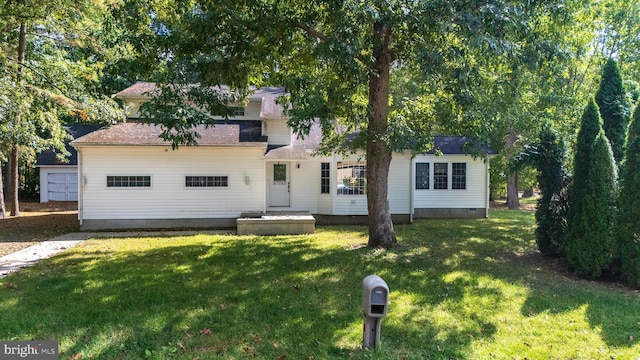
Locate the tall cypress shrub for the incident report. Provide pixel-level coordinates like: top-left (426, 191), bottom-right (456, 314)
top-left (595, 59), bottom-right (630, 164)
top-left (566, 98), bottom-right (602, 239)
top-left (618, 105), bottom-right (640, 286)
top-left (565, 131), bottom-right (617, 277)
top-left (535, 123), bottom-right (569, 256)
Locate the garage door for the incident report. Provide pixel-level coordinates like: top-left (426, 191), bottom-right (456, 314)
top-left (48, 173), bottom-right (78, 201)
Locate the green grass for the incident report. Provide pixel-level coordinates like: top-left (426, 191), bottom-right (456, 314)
top-left (1, 210), bottom-right (640, 359)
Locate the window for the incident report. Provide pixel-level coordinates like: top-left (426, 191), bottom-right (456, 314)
top-left (321, 162), bottom-right (330, 194)
top-left (337, 161), bottom-right (366, 195)
top-left (273, 164), bottom-right (287, 185)
top-left (415, 163), bottom-right (429, 190)
top-left (433, 163), bottom-right (448, 190)
top-left (452, 163), bottom-right (466, 190)
top-left (228, 106), bottom-right (245, 116)
top-left (185, 176), bottom-right (228, 187)
top-left (107, 176), bottom-right (151, 187)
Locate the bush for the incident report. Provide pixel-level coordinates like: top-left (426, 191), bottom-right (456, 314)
top-left (565, 131), bottom-right (617, 278)
top-left (595, 59), bottom-right (631, 164)
top-left (565, 99), bottom-right (602, 258)
top-left (618, 105), bottom-right (640, 286)
top-left (534, 123), bottom-right (569, 256)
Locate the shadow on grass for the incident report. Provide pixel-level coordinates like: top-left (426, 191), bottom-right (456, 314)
top-left (1, 234), bottom-right (481, 359)
top-left (1, 211), bottom-right (639, 359)
top-left (392, 212), bottom-right (640, 353)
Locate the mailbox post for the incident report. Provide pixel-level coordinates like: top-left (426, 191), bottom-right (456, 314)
top-left (362, 275), bottom-right (389, 349)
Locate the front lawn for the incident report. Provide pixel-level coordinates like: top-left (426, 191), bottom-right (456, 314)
top-left (1, 210), bottom-right (639, 359)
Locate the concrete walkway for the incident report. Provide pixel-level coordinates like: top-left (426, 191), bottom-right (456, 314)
top-left (0, 233), bottom-right (97, 278)
top-left (0, 230), bottom-right (231, 278)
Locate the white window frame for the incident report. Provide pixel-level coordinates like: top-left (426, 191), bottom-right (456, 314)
top-left (451, 163), bottom-right (467, 190)
top-left (337, 161), bottom-right (366, 195)
top-left (415, 162), bottom-right (430, 190)
top-left (106, 175), bottom-right (152, 189)
top-left (184, 175), bottom-right (230, 189)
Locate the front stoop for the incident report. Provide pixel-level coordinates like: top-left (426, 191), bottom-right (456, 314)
top-left (236, 214), bottom-right (315, 235)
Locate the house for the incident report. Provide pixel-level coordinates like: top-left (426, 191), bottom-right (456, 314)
top-left (71, 82), bottom-right (494, 230)
top-left (35, 124), bottom-right (101, 202)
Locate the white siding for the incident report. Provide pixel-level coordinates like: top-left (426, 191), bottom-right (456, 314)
top-left (388, 152), bottom-right (412, 214)
top-left (124, 100), bottom-right (143, 118)
top-left (287, 156), bottom-right (321, 213)
top-left (78, 145), bottom-right (266, 220)
top-left (265, 118), bottom-right (291, 145)
top-left (243, 101), bottom-right (262, 118)
top-left (412, 154), bottom-right (488, 209)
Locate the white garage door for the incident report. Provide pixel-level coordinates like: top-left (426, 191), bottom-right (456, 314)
top-left (48, 173), bottom-right (78, 201)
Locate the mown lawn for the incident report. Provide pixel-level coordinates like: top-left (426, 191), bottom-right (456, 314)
top-left (1, 210), bottom-right (639, 359)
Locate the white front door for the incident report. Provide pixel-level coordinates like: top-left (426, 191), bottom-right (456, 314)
top-left (268, 162), bottom-right (290, 207)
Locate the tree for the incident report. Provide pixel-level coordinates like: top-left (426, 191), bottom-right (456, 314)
top-left (595, 59), bottom-right (630, 164)
top-left (121, 0), bottom-right (571, 247)
top-left (566, 98), bottom-right (602, 227)
top-left (565, 100), bottom-right (618, 278)
top-left (0, 0), bottom-right (124, 216)
top-left (534, 122), bottom-right (569, 256)
top-left (618, 104), bottom-right (640, 286)
top-left (568, 131), bottom-right (617, 277)
top-left (592, 0), bottom-right (640, 82)
top-left (0, 149), bottom-right (5, 219)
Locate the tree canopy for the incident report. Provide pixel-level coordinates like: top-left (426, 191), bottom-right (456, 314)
top-left (119, 0), bottom-right (576, 247)
top-left (0, 0), bottom-right (124, 216)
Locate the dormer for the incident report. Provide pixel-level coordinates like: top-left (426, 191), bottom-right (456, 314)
top-left (114, 82), bottom-right (291, 146)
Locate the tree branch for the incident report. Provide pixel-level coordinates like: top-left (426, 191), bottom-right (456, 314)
top-left (5, 56), bottom-right (79, 106)
top-left (293, 21), bottom-right (369, 67)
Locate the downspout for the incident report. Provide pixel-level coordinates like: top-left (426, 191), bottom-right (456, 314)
top-left (409, 153), bottom-right (414, 223)
top-left (485, 160), bottom-right (490, 218)
top-left (77, 146), bottom-right (83, 226)
top-left (263, 158), bottom-right (267, 214)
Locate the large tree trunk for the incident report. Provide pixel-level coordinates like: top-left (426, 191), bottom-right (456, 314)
top-left (9, 21), bottom-right (27, 217)
top-left (366, 21), bottom-right (397, 248)
top-left (0, 159), bottom-right (6, 219)
top-left (506, 172), bottom-right (519, 210)
top-left (9, 145), bottom-right (20, 217)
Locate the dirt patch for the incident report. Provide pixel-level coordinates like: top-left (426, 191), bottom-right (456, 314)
top-left (490, 199), bottom-right (537, 211)
top-left (0, 201), bottom-right (78, 257)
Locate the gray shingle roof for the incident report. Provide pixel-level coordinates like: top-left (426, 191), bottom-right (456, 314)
top-left (72, 121), bottom-right (266, 146)
top-left (432, 136), bottom-right (496, 155)
top-left (36, 124), bottom-right (101, 166)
